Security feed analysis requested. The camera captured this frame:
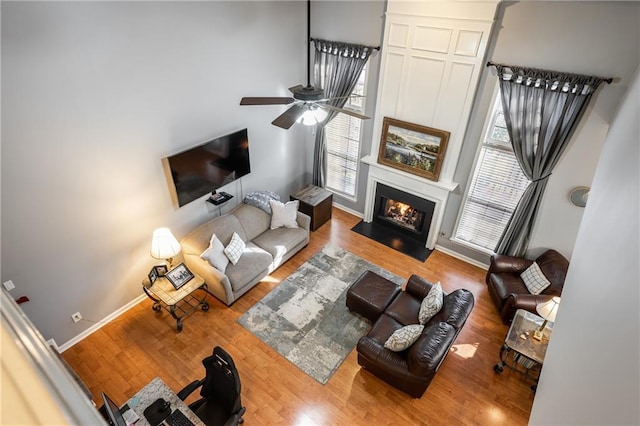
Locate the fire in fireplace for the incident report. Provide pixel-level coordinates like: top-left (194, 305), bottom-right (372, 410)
top-left (382, 199), bottom-right (426, 233)
top-left (373, 183), bottom-right (435, 243)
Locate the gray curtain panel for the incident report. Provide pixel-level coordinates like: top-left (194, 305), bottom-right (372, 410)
top-left (312, 39), bottom-right (374, 187)
top-left (494, 65), bottom-right (605, 256)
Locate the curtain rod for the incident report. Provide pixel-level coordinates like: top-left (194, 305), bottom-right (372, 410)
top-left (486, 61), bottom-right (613, 84)
top-left (310, 37), bottom-right (380, 51)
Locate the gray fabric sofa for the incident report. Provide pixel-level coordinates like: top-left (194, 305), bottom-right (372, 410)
top-left (180, 203), bottom-right (311, 305)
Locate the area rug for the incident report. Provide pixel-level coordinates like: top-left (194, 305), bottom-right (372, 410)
top-left (237, 243), bottom-right (403, 384)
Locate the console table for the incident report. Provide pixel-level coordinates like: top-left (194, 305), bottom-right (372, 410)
top-left (290, 184), bottom-right (333, 231)
top-left (142, 274), bottom-right (209, 332)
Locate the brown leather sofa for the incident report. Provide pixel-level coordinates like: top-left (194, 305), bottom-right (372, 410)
top-left (355, 275), bottom-right (474, 398)
top-left (486, 249), bottom-right (569, 324)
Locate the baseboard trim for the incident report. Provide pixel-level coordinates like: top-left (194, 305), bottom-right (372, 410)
top-left (58, 294), bottom-right (146, 352)
top-left (333, 202), bottom-right (363, 219)
top-left (435, 244), bottom-right (489, 270)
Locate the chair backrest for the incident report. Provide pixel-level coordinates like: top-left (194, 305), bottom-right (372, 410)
top-left (536, 249), bottom-right (570, 295)
top-left (199, 346), bottom-right (243, 416)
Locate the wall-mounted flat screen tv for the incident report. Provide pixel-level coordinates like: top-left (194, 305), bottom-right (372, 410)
top-left (166, 128), bottom-right (250, 207)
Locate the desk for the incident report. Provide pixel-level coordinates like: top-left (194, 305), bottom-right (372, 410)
top-left (142, 274), bottom-right (209, 332)
top-left (126, 377), bottom-right (203, 426)
top-left (494, 309), bottom-right (553, 382)
top-left (290, 184), bottom-right (333, 231)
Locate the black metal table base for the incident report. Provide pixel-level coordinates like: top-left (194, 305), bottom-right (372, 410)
top-left (144, 284), bottom-right (210, 332)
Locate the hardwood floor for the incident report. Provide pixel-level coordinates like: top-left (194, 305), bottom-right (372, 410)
top-left (63, 208), bottom-right (535, 425)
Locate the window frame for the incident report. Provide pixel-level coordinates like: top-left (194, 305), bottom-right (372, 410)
top-left (323, 65), bottom-right (368, 201)
top-left (452, 83), bottom-right (529, 254)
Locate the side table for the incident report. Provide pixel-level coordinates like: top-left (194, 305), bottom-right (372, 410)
top-left (494, 309), bottom-right (553, 383)
top-left (142, 274), bottom-right (209, 332)
top-left (290, 184), bottom-right (333, 231)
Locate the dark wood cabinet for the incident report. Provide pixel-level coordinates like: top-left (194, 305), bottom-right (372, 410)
top-left (290, 185), bottom-right (333, 231)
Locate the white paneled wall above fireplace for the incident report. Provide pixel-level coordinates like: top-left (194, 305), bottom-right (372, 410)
top-left (362, 1), bottom-right (499, 250)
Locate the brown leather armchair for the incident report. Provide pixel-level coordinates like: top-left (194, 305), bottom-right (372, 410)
top-left (486, 249), bottom-right (569, 324)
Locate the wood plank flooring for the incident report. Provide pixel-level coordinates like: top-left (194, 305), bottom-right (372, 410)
top-left (63, 208), bottom-right (535, 425)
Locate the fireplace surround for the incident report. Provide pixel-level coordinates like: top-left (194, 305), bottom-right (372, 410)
top-left (361, 155), bottom-right (457, 251)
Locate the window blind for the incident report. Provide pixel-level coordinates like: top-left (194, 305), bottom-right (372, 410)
top-left (454, 91), bottom-right (529, 251)
top-left (324, 66), bottom-right (367, 198)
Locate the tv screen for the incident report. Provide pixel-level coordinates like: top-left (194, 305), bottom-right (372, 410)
top-left (166, 128), bottom-right (250, 207)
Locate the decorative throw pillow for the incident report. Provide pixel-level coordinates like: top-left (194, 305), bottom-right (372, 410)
top-left (418, 282), bottom-right (444, 325)
top-left (521, 262), bottom-right (551, 295)
top-left (384, 324), bottom-right (425, 352)
top-left (223, 232), bottom-right (245, 265)
top-left (200, 234), bottom-right (229, 272)
top-left (269, 200), bottom-right (299, 229)
top-left (243, 190), bottom-right (281, 214)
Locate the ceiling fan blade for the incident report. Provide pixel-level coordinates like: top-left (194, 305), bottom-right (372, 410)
top-left (319, 104), bottom-right (370, 120)
top-left (240, 97), bottom-right (295, 105)
top-left (272, 104), bottom-right (307, 129)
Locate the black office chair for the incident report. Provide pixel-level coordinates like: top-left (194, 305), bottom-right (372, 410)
top-left (177, 346), bottom-right (245, 426)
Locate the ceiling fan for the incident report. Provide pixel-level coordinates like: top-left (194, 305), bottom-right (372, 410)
top-left (239, 0), bottom-right (370, 129)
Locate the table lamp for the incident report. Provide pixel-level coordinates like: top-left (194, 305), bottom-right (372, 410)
top-left (150, 227), bottom-right (181, 268)
top-left (533, 296), bottom-right (560, 341)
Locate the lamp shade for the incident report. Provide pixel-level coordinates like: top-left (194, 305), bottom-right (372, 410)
top-left (536, 296), bottom-right (561, 322)
top-left (150, 228), bottom-right (181, 260)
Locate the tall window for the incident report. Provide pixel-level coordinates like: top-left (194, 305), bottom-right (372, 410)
top-left (453, 88), bottom-right (529, 252)
top-left (324, 65), bottom-right (367, 198)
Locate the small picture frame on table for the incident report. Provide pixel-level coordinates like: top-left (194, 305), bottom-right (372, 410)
top-left (153, 264), bottom-right (168, 277)
top-left (148, 268), bottom-right (158, 285)
top-left (165, 263), bottom-right (194, 290)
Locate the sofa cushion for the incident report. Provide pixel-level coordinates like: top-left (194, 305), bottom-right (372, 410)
top-left (181, 213), bottom-right (246, 257)
top-left (270, 200), bottom-right (300, 229)
top-left (252, 227), bottom-right (309, 264)
top-left (224, 232), bottom-right (246, 265)
top-left (231, 203), bottom-right (272, 242)
top-left (224, 242), bottom-right (272, 291)
top-left (407, 322), bottom-right (457, 376)
top-left (418, 282), bottom-right (443, 325)
top-left (200, 234), bottom-right (229, 272)
top-left (520, 262), bottom-right (551, 295)
top-left (385, 292), bottom-right (423, 326)
top-left (384, 324), bottom-right (425, 352)
top-left (366, 313), bottom-right (404, 345)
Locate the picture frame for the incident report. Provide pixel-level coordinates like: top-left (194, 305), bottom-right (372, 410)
top-left (377, 117), bottom-right (450, 181)
top-left (153, 264), bottom-right (168, 277)
top-left (165, 263), bottom-right (194, 290)
top-left (148, 268), bottom-right (158, 285)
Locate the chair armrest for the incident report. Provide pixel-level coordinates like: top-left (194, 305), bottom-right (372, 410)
top-left (356, 336), bottom-right (409, 372)
top-left (501, 293), bottom-right (554, 323)
top-left (405, 275), bottom-right (433, 300)
top-left (184, 254), bottom-right (234, 305)
top-left (296, 211), bottom-right (311, 232)
top-left (176, 379), bottom-right (203, 401)
top-left (488, 254), bottom-right (533, 276)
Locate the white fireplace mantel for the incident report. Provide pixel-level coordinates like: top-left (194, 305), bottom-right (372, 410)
top-left (362, 155), bottom-right (458, 250)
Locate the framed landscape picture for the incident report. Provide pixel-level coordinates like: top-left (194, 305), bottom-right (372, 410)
top-left (377, 117), bottom-right (450, 181)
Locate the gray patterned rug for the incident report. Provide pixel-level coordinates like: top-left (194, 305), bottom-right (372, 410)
top-left (237, 243), bottom-right (403, 384)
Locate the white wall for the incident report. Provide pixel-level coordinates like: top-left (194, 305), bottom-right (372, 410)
top-left (437, 1), bottom-right (640, 263)
top-left (1, 1), bottom-right (307, 345)
top-left (530, 67), bottom-right (639, 425)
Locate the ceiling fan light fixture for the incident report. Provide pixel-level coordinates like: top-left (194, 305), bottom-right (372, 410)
top-left (298, 106), bottom-right (328, 126)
